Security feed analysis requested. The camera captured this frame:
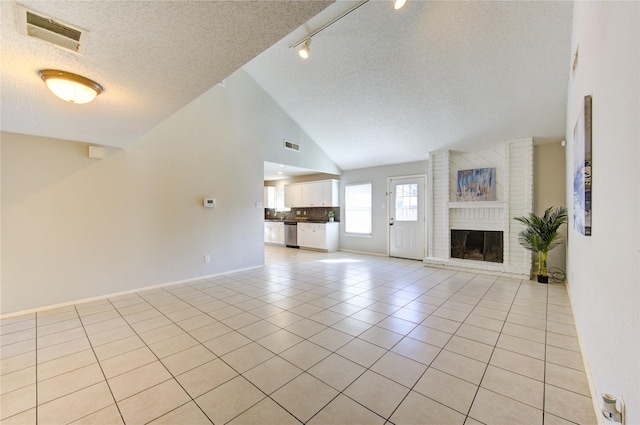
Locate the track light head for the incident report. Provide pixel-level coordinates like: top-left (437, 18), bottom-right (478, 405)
top-left (393, 0), bottom-right (407, 9)
top-left (298, 38), bottom-right (311, 59)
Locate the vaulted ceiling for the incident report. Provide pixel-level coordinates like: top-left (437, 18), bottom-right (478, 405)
top-left (245, 1), bottom-right (574, 171)
top-left (1, 1), bottom-right (573, 173)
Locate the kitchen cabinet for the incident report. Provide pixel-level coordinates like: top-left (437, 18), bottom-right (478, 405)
top-left (284, 184), bottom-right (302, 208)
top-left (263, 186), bottom-right (275, 209)
top-left (284, 179), bottom-right (339, 208)
top-left (321, 180), bottom-right (339, 206)
top-left (264, 221), bottom-right (285, 245)
top-left (302, 181), bottom-right (323, 206)
top-left (297, 222), bottom-right (339, 252)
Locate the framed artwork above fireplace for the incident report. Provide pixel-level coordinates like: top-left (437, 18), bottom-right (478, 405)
top-left (456, 167), bottom-right (497, 202)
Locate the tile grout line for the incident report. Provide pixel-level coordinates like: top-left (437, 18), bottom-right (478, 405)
top-left (165, 279), bottom-right (335, 425)
top-left (73, 304), bottom-right (126, 425)
top-left (380, 271), bottom-right (500, 423)
top-left (57, 297), bottom-right (204, 423)
top-left (242, 258), bottom-right (526, 424)
top-left (460, 276), bottom-right (524, 424)
top-left (170, 284), bottom-right (336, 425)
top-left (151, 285), bottom-right (283, 424)
top-left (35, 311), bottom-right (38, 425)
top-left (429, 274), bottom-right (507, 422)
top-left (193, 259), bottom-right (436, 424)
top-left (542, 282), bottom-right (549, 425)
top-left (131, 282), bottom-right (335, 425)
top-left (104, 294), bottom-right (219, 425)
top-left (161, 269), bottom-right (541, 424)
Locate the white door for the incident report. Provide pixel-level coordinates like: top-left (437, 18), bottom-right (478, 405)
top-left (389, 176), bottom-right (426, 260)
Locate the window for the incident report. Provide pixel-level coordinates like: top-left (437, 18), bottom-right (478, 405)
top-left (275, 187), bottom-right (290, 212)
top-left (345, 183), bottom-right (372, 234)
top-left (394, 183), bottom-right (418, 221)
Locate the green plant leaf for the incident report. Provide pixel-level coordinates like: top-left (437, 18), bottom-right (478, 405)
top-left (513, 206), bottom-right (568, 254)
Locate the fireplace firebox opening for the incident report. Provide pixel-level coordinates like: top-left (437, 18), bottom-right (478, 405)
top-left (451, 230), bottom-right (503, 263)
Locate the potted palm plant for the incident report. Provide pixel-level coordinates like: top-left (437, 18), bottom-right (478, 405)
top-left (514, 206), bottom-right (568, 283)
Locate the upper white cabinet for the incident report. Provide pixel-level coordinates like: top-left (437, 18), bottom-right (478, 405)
top-left (284, 184), bottom-right (303, 208)
top-left (321, 180), bottom-right (339, 207)
top-left (264, 186), bottom-right (276, 209)
top-left (285, 179), bottom-right (339, 208)
top-left (302, 181), bottom-right (324, 207)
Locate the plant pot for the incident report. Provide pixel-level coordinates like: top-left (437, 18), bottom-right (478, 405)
top-left (329, 217), bottom-right (334, 222)
top-left (537, 274), bottom-right (549, 284)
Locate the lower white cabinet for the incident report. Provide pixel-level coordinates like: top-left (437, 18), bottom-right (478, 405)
top-left (297, 222), bottom-right (339, 252)
top-left (264, 221), bottom-right (285, 245)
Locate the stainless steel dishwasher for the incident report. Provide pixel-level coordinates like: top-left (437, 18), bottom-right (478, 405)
top-left (284, 221), bottom-right (298, 248)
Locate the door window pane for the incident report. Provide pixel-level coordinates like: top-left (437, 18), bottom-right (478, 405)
top-left (395, 183), bottom-right (418, 221)
top-left (345, 183), bottom-right (372, 234)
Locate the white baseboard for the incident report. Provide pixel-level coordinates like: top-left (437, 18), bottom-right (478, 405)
top-left (336, 249), bottom-right (389, 258)
top-left (0, 265), bottom-right (263, 319)
top-left (565, 279), bottom-right (605, 425)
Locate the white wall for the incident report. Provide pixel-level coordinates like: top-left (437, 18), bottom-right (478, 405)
top-left (339, 161), bottom-right (428, 255)
top-left (566, 2), bottom-right (639, 423)
top-left (257, 77), bottom-right (341, 176)
top-left (1, 69), bottom-right (326, 314)
top-left (533, 142), bottom-right (567, 271)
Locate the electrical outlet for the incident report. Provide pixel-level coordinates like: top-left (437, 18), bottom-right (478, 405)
top-left (204, 255), bottom-right (211, 263)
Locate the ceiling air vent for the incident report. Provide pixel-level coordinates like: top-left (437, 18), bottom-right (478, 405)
top-left (17, 5), bottom-right (88, 54)
top-left (283, 139), bottom-right (300, 152)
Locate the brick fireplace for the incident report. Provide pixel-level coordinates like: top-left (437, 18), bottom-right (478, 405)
top-left (425, 139), bottom-right (533, 278)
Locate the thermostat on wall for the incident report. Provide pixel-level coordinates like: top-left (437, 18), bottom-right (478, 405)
top-left (203, 198), bottom-right (216, 208)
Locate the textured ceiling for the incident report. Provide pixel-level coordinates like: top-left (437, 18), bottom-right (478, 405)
top-left (0, 0), bottom-right (333, 148)
top-left (244, 1), bottom-right (574, 171)
top-left (1, 0), bottom-right (574, 173)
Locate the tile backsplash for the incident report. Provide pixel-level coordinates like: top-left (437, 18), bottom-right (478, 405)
top-left (264, 207), bottom-right (340, 222)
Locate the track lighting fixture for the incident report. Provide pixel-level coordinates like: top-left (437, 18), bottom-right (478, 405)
top-left (298, 39), bottom-right (311, 59)
top-left (290, 0), bottom-right (407, 59)
top-left (38, 69), bottom-right (103, 104)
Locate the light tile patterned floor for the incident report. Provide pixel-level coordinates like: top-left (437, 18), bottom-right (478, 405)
top-left (1, 246), bottom-right (598, 424)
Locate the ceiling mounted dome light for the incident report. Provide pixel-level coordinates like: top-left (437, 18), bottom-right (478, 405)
top-left (38, 69), bottom-right (103, 104)
top-left (393, 0), bottom-right (407, 9)
top-left (298, 38), bottom-right (311, 59)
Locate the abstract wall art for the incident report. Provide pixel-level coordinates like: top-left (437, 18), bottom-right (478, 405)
top-left (573, 94), bottom-right (592, 236)
top-left (456, 168), bottom-right (497, 202)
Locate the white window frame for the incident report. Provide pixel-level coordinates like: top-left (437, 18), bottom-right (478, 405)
top-left (345, 182), bottom-right (373, 235)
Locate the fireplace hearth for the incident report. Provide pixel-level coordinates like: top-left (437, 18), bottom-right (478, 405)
top-left (451, 230), bottom-right (503, 263)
